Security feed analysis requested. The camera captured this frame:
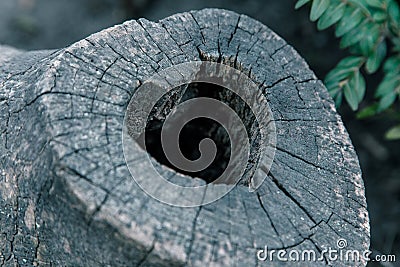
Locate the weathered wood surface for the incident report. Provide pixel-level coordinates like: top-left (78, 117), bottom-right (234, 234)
top-left (0, 8), bottom-right (369, 266)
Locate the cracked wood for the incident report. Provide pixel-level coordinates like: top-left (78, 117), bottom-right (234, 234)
top-left (0, 8), bottom-right (369, 267)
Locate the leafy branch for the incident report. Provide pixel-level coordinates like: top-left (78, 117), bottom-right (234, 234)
top-left (296, 0), bottom-right (400, 139)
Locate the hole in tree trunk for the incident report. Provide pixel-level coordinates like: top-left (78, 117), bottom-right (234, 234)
top-left (138, 82), bottom-right (261, 185)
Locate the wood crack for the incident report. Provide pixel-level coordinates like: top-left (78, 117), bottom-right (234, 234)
top-left (266, 171), bottom-right (317, 225)
top-left (256, 192), bottom-right (284, 247)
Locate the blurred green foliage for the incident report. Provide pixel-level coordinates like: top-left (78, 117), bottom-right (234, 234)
top-left (296, 0), bottom-right (400, 140)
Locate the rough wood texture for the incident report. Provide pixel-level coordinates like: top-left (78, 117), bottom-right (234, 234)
top-left (0, 8), bottom-right (369, 266)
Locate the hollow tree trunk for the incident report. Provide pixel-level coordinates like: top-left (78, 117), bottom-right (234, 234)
top-left (0, 8), bottom-right (369, 267)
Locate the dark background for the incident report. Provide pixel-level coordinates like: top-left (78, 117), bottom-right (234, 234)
top-left (0, 0), bottom-right (399, 265)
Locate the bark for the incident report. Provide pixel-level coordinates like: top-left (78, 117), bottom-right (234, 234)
top-left (0, 8), bottom-right (369, 267)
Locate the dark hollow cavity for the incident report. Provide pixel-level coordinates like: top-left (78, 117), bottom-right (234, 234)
top-left (138, 82), bottom-right (261, 184)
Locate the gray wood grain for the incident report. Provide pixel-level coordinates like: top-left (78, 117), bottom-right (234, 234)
top-left (0, 9), bottom-right (369, 266)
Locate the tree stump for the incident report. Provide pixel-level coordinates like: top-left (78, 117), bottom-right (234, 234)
top-left (0, 8), bottom-right (369, 267)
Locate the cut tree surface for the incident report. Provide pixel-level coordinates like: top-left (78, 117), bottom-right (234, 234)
top-left (0, 8), bottom-right (369, 267)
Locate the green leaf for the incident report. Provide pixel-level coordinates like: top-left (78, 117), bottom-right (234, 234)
top-left (325, 67), bottom-right (352, 84)
top-left (334, 90), bottom-right (343, 107)
top-left (317, 2), bottom-right (346, 30)
top-left (365, 41), bottom-right (387, 74)
top-left (372, 10), bottom-right (387, 22)
top-left (359, 24), bottom-right (381, 55)
top-left (388, 1), bottom-right (400, 35)
top-left (325, 57), bottom-right (363, 87)
top-left (344, 83), bottom-right (360, 110)
top-left (393, 38), bottom-right (400, 52)
top-left (325, 79), bottom-right (340, 90)
top-left (365, 0), bottom-right (384, 8)
top-left (310, 0), bottom-right (331, 21)
top-left (349, 71), bottom-right (366, 102)
top-left (356, 103), bottom-right (378, 119)
top-left (385, 124), bottom-right (400, 140)
top-left (295, 0), bottom-right (311, 9)
top-left (327, 84), bottom-right (341, 96)
top-left (348, 0), bottom-right (373, 17)
top-left (340, 21), bottom-right (375, 49)
top-left (383, 56), bottom-right (400, 73)
top-left (335, 7), bottom-right (364, 37)
top-left (388, 0), bottom-right (400, 23)
top-left (375, 77), bottom-right (399, 97)
top-left (340, 23), bottom-right (367, 48)
top-left (377, 92), bottom-right (396, 112)
top-left (337, 56), bottom-right (364, 68)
